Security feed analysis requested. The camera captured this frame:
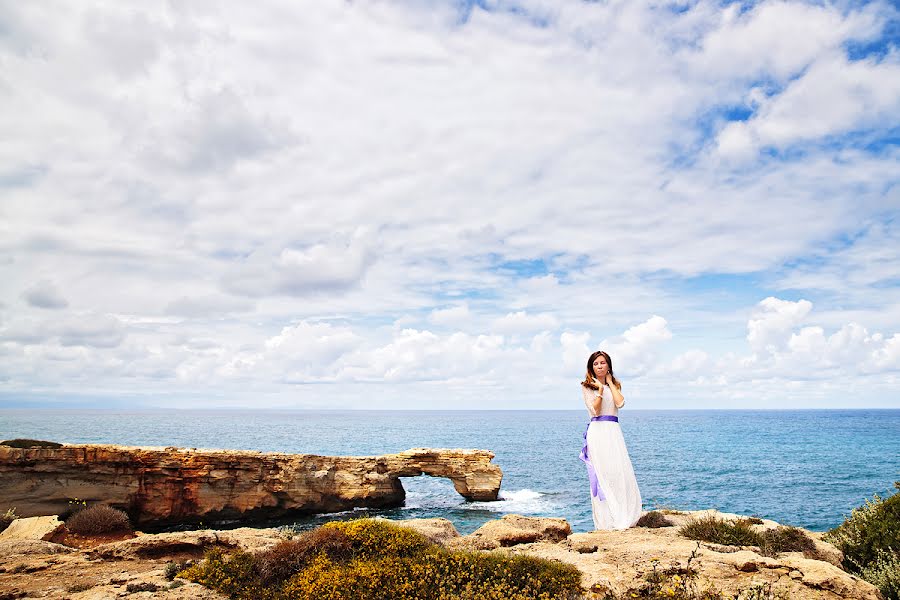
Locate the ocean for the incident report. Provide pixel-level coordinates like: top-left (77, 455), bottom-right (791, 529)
top-left (1, 409), bottom-right (897, 535)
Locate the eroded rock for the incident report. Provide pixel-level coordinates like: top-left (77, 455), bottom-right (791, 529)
top-left (0, 445), bottom-right (502, 527)
top-left (449, 514), bottom-right (572, 550)
top-left (0, 516), bottom-right (65, 542)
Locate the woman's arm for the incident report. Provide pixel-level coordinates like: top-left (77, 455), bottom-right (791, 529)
top-left (582, 384), bottom-right (602, 414)
top-left (606, 374), bottom-right (625, 408)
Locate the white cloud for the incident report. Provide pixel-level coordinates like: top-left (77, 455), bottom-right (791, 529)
top-left (560, 331), bottom-right (590, 373)
top-left (223, 230), bottom-right (377, 298)
top-left (695, 2), bottom-right (881, 81)
top-left (717, 52), bottom-right (900, 158)
top-left (491, 311), bottom-right (558, 335)
top-left (747, 297), bottom-right (813, 355)
top-left (1, 313), bottom-right (126, 348)
top-left (22, 280), bottom-right (68, 309)
top-left (600, 316), bottom-right (673, 377)
top-left (429, 304), bottom-right (472, 328)
top-left (0, 0), bottom-right (898, 408)
top-left (340, 329), bottom-right (507, 382)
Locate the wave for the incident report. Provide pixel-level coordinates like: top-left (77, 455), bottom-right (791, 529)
top-left (465, 488), bottom-right (557, 514)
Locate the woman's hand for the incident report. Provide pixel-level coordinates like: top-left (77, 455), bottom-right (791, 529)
top-left (605, 373), bottom-right (614, 386)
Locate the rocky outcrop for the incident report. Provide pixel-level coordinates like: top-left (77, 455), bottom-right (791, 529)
top-left (485, 510), bottom-right (880, 600)
top-left (0, 511), bottom-right (881, 600)
top-left (447, 514), bottom-right (572, 550)
top-left (0, 444), bottom-right (502, 527)
top-left (0, 515), bottom-right (65, 542)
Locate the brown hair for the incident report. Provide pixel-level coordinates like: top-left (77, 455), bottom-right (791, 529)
top-left (581, 350), bottom-right (621, 390)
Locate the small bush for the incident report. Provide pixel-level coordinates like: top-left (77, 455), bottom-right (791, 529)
top-left (859, 550), bottom-right (900, 600)
top-left (180, 548), bottom-right (270, 599)
top-left (280, 550), bottom-right (582, 600)
top-left (182, 518), bottom-right (583, 600)
top-left (824, 482), bottom-right (900, 573)
top-left (637, 511), bottom-right (674, 528)
top-left (0, 508), bottom-right (18, 533)
top-left (125, 582), bottom-right (160, 593)
top-left (0, 438), bottom-right (63, 448)
top-left (747, 516), bottom-right (764, 525)
top-left (758, 526), bottom-right (819, 558)
top-left (66, 504), bottom-right (132, 535)
top-left (165, 560), bottom-right (194, 581)
top-left (255, 526), bottom-right (353, 585)
top-left (678, 515), bottom-right (761, 547)
top-left (320, 518), bottom-right (435, 560)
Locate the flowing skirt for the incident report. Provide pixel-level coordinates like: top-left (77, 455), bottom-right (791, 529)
top-left (586, 421), bottom-right (642, 530)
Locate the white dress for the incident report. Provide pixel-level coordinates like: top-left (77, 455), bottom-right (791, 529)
top-left (581, 382), bottom-right (642, 530)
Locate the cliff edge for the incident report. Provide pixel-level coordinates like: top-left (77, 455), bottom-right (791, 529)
top-left (0, 444), bottom-right (502, 527)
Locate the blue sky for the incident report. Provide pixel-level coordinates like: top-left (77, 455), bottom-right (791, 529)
top-left (1, 0), bottom-right (899, 409)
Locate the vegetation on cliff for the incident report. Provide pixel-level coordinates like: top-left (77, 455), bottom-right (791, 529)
top-left (181, 518), bottom-right (583, 600)
top-left (824, 482), bottom-right (900, 599)
top-left (678, 514), bottom-right (823, 560)
top-left (65, 504), bottom-right (132, 535)
top-left (0, 508), bottom-right (17, 533)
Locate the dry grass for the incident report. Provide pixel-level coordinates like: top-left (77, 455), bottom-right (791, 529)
top-left (636, 511), bottom-right (675, 528)
top-left (65, 505), bottom-right (132, 535)
top-left (255, 527), bottom-right (354, 585)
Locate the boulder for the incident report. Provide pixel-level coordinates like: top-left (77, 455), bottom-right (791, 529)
top-left (0, 515), bottom-right (65, 541)
top-left (449, 514), bottom-right (572, 550)
top-left (388, 517), bottom-right (461, 545)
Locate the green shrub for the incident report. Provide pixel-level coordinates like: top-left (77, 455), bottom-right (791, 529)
top-left (0, 508), bottom-right (18, 533)
top-left (0, 438), bottom-right (63, 448)
top-left (859, 550), bottom-right (900, 600)
top-left (165, 560), bottom-right (194, 581)
top-left (65, 504), bottom-right (132, 535)
top-left (824, 482), bottom-right (900, 574)
top-left (320, 518), bottom-right (435, 560)
top-left (678, 515), bottom-right (761, 547)
top-left (637, 511), bottom-right (674, 528)
top-left (181, 518), bottom-right (583, 600)
top-left (279, 549), bottom-right (582, 600)
top-left (758, 526), bottom-right (819, 558)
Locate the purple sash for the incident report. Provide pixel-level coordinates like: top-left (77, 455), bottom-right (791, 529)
top-left (580, 415), bottom-right (618, 501)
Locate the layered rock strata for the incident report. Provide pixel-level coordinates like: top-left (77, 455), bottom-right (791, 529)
top-left (0, 445), bottom-right (502, 527)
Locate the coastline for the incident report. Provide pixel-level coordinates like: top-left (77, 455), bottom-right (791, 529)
top-left (0, 510), bottom-right (880, 599)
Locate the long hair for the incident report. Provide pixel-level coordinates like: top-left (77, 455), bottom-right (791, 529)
top-left (581, 350), bottom-right (621, 390)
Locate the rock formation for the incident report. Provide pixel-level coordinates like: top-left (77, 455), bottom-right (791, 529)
top-left (0, 512), bottom-right (881, 600)
top-left (0, 444), bottom-right (502, 527)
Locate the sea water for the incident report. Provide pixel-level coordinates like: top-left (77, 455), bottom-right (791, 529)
top-left (1, 409), bottom-right (897, 534)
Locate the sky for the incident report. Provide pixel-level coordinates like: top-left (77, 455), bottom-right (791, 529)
top-left (1, 0), bottom-right (899, 410)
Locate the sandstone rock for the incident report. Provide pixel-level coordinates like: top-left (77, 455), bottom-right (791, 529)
top-left (0, 538), bottom-right (74, 556)
top-left (503, 510), bottom-right (880, 600)
top-left (0, 511), bottom-right (881, 600)
top-left (387, 517), bottom-right (461, 545)
top-left (91, 527), bottom-right (283, 559)
top-left (0, 444), bottom-right (502, 527)
top-left (0, 515), bottom-right (65, 541)
top-left (449, 514), bottom-right (572, 550)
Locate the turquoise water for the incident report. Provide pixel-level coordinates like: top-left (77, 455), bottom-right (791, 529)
top-left (1, 409), bottom-right (898, 534)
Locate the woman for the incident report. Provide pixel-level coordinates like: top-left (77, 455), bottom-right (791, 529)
top-left (579, 350), bottom-right (642, 530)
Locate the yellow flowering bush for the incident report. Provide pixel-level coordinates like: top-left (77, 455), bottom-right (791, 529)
top-left (181, 518), bottom-right (583, 600)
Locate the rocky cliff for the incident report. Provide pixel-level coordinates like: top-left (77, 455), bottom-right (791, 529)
top-left (0, 444), bottom-right (502, 527)
top-left (0, 512), bottom-right (880, 600)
